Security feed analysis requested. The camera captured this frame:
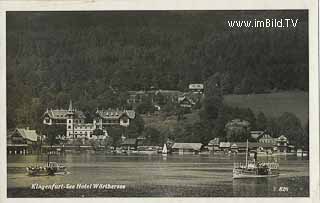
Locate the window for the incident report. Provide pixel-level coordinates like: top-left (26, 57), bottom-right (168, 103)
top-left (69, 120), bottom-right (71, 123)
top-left (68, 126), bottom-right (71, 129)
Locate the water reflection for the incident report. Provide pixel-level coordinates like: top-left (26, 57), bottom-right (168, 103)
top-left (233, 177), bottom-right (278, 196)
top-left (7, 153), bottom-right (309, 197)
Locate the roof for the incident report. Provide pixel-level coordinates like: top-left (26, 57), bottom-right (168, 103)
top-left (15, 128), bottom-right (38, 142)
top-left (172, 143), bottom-right (203, 150)
top-left (96, 109), bottom-right (135, 120)
top-left (230, 142), bottom-right (274, 148)
top-left (122, 138), bottom-right (137, 145)
top-left (189, 84), bottom-right (204, 90)
top-left (250, 131), bottom-right (265, 139)
top-left (219, 142), bottom-right (231, 148)
top-left (208, 138), bottom-right (219, 146)
top-left (259, 134), bottom-right (274, 140)
top-left (278, 135), bottom-right (288, 140)
top-left (44, 109), bottom-right (85, 120)
top-left (178, 96), bottom-right (196, 105)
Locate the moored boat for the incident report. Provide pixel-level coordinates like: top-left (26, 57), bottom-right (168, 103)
top-left (232, 140), bottom-right (280, 179)
top-left (26, 162), bottom-right (67, 176)
top-left (162, 143), bottom-right (168, 155)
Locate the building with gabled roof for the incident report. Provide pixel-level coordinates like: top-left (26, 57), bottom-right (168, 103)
top-left (43, 100), bottom-right (135, 140)
top-left (7, 128), bottom-right (39, 154)
top-left (258, 133), bottom-right (277, 144)
top-left (172, 142), bottom-right (203, 154)
top-left (95, 109), bottom-right (135, 128)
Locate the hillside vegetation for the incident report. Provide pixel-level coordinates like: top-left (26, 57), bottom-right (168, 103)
top-left (6, 11), bottom-right (308, 130)
top-left (224, 91), bottom-right (308, 124)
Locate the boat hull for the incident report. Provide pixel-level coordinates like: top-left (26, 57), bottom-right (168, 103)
top-left (232, 168), bottom-right (279, 179)
top-left (233, 173), bottom-right (279, 179)
top-left (26, 162), bottom-right (67, 176)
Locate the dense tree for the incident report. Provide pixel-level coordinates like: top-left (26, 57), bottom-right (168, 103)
top-left (136, 96), bottom-right (156, 114)
top-left (256, 112), bottom-right (268, 130)
top-left (106, 126), bottom-right (123, 148)
top-left (277, 112), bottom-right (305, 147)
top-left (44, 125), bottom-right (65, 146)
top-left (266, 117), bottom-right (281, 137)
top-left (127, 113), bottom-right (145, 138)
top-left (93, 128), bottom-right (104, 136)
top-left (142, 127), bottom-right (163, 146)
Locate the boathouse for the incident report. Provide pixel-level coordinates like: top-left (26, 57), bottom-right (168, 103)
top-left (7, 128), bottom-right (39, 154)
top-left (230, 142), bottom-right (274, 152)
top-left (121, 138), bottom-right (138, 150)
top-left (172, 143), bottom-right (203, 154)
top-left (219, 142), bottom-right (231, 152)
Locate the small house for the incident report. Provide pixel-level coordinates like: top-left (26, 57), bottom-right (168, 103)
top-left (178, 96), bottom-right (195, 109)
top-left (276, 135), bottom-right (289, 153)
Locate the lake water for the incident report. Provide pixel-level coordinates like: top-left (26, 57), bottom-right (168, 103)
top-left (7, 153), bottom-right (309, 197)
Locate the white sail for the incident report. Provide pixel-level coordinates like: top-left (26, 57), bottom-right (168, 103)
top-left (162, 144), bottom-right (168, 154)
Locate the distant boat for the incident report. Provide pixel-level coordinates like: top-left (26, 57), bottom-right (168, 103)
top-left (162, 144), bottom-right (168, 154)
top-left (233, 140), bottom-right (280, 179)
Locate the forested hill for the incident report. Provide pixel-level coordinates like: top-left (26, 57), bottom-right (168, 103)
top-left (6, 11), bottom-right (308, 129)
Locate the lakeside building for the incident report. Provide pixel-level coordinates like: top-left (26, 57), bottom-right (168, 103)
top-left (230, 142), bottom-right (274, 153)
top-left (276, 135), bottom-right (289, 153)
top-left (43, 101), bottom-right (135, 140)
top-left (121, 138), bottom-right (138, 150)
top-left (7, 128), bottom-right (39, 154)
top-left (171, 142), bottom-right (203, 154)
top-left (208, 134), bottom-right (291, 153)
top-left (258, 133), bottom-right (277, 144)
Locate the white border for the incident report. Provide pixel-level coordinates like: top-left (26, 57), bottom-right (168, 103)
top-left (0, 1), bottom-right (318, 203)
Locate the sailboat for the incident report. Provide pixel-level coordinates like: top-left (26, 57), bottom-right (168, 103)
top-left (232, 140), bottom-right (279, 179)
top-left (162, 143), bottom-right (168, 155)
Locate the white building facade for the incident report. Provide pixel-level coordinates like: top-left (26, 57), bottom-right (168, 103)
top-left (43, 101), bottom-right (135, 140)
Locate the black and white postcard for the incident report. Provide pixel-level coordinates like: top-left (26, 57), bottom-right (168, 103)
top-left (0, 0), bottom-right (319, 202)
